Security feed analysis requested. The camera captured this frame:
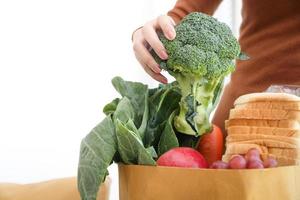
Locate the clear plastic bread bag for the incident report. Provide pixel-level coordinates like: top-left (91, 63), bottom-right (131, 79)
top-left (265, 85), bottom-right (300, 96)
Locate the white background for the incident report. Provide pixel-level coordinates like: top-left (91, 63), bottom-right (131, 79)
top-left (0, 0), bottom-right (241, 199)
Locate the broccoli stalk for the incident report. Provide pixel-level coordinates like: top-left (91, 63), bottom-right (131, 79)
top-left (154, 12), bottom-right (243, 136)
top-left (172, 71), bottom-right (224, 136)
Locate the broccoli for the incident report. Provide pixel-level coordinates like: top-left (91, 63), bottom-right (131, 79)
top-left (153, 12), bottom-right (244, 136)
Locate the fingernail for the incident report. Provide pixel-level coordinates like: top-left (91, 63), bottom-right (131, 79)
top-left (168, 31), bottom-right (175, 40)
top-left (167, 28), bottom-right (176, 40)
top-left (160, 51), bottom-right (168, 60)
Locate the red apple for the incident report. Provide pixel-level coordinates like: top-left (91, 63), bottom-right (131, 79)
top-left (157, 147), bottom-right (208, 168)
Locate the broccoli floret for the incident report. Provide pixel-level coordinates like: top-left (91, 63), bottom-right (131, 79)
top-left (154, 12), bottom-right (242, 136)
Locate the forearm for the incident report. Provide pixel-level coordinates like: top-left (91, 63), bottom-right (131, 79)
top-left (168, 0), bottom-right (222, 23)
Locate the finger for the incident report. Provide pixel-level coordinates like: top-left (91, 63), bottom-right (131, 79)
top-left (132, 27), bottom-right (143, 43)
top-left (142, 61), bottom-right (168, 84)
top-left (144, 66), bottom-right (168, 84)
top-left (142, 24), bottom-right (168, 60)
top-left (134, 51), bottom-right (168, 84)
top-left (133, 41), bottom-right (161, 73)
top-left (157, 15), bottom-right (176, 40)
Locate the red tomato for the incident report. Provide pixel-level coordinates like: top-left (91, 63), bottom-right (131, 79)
top-left (197, 125), bottom-right (224, 166)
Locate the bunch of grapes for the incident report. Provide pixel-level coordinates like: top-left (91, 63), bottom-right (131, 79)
top-left (210, 148), bottom-right (278, 169)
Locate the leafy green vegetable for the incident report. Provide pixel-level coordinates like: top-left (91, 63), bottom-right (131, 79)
top-left (137, 91), bottom-right (149, 140)
top-left (152, 12), bottom-right (242, 136)
top-left (78, 77), bottom-right (168, 200)
top-left (146, 146), bottom-right (158, 158)
top-left (158, 111), bottom-right (179, 156)
top-left (144, 83), bottom-right (181, 147)
top-left (115, 119), bottom-right (156, 165)
top-left (112, 97), bottom-right (156, 165)
top-left (112, 97), bottom-right (135, 124)
top-left (78, 116), bottom-right (117, 200)
top-left (112, 76), bottom-right (148, 128)
top-left (111, 77), bottom-right (150, 140)
top-left (103, 98), bottom-right (120, 116)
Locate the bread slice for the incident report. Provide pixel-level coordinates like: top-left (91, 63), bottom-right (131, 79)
top-left (268, 155), bottom-right (300, 166)
top-left (222, 154), bottom-right (300, 166)
top-left (269, 148), bottom-right (300, 158)
top-left (226, 134), bottom-right (300, 146)
top-left (225, 143), bottom-right (268, 155)
top-left (234, 93), bottom-right (300, 105)
top-left (225, 143), bottom-right (300, 158)
top-left (225, 119), bottom-right (300, 129)
top-left (229, 108), bottom-right (300, 121)
top-left (227, 126), bottom-right (300, 137)
top-left (227, 139), bottom-right (299, 148)
top-left (235, 101), bottom-right (300, 111)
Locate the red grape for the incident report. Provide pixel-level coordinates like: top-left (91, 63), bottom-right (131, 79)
top-left (229, 155), bottom-right (247, 169)
top-left (247, 148), bottom-right (260, 156)
top-left (245, 148), bottom-right (261, 162)
top-left (247, 159), bottom-right (264, 169)
top-left (210, 161), bottom-right (229, 169)
top-left (263, 157), bottom-right (278, 168)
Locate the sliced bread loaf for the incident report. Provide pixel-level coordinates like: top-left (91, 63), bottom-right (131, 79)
top-left (229, 108), bottom-right (300, 121)
top-left (227, 126), bottom-right (300, 137)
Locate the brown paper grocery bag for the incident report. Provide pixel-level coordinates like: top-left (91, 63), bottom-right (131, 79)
top-left (119, 165), bottom-right (300, 200)
top-left (0, 177), bottom-right (110, 200)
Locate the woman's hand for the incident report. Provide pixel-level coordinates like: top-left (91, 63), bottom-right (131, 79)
top-left (132, 15), bottom-right (176, 84)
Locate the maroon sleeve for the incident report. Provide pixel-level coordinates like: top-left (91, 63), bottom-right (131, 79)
top-left (168, 0), bottom-right (222, 23)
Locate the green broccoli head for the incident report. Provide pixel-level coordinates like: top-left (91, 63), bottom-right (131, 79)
top-left (154, 12), bottom-right (243, 136)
